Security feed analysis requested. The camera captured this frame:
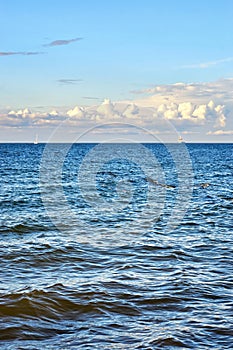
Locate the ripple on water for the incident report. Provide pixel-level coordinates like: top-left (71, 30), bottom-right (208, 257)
top-left (0, 143), bottom-right (233, 349)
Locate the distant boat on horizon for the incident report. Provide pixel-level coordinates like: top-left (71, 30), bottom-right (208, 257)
top-left (178, 135), bottom-right (184, 143)
top-left (34, 134), bottom-right (39, 144)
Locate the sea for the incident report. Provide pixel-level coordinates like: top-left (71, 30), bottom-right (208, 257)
top-left (0, 143), bottom-right (232, 349)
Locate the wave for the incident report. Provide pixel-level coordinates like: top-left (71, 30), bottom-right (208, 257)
top-left (0, 284), bottom-right (142, 341)
top-left (0, 222), bottom-right (53, 234)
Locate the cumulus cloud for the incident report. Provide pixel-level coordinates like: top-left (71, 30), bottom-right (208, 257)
top-left (97, 99), bottom-right (114, 115)
top-left (157, 102), bottom-right (179, 120)
top-left (178, 102), bottom-right (195, 120)
top-left (214, 105), bottom-right (226, 128)
top-left (1, 108), bottom-right (36, 127)
top-left (1, 98), bottom-right (227, 131)
top-left (45, 37), bottom-right (83, 47)
top-left (0, 108), bottom-right (65, 127)
top-left (95, 99), bottom-right (120, 120)
top-left (50, 110), bottom-right (58, 115)
top-left (122, 104), bottom-right (139, 119)
top-left (8, 108), bottom-right (34, 118)
top-left (67, 106), bottom-right (85, 118)
top-left (1, 79), bottom-right (232, 141)
top-left (192, 105), bottom-right (208, 123)
top-left (152, 100), bottom-right (226, 127)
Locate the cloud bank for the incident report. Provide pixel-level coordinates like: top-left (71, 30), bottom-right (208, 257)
top-left (1, 79), bottom-right (232, 141)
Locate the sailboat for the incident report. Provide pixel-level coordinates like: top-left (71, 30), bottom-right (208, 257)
top-left (34, 134), bottom-right (39, 144)
top-left (178, 135), bottom-right (184, 143)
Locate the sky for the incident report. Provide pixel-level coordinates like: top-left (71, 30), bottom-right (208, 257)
top-left (1, 0), bottom-right (233, 142)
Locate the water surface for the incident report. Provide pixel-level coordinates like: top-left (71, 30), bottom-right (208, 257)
top-left (0, 143), bottom-right (232, 349)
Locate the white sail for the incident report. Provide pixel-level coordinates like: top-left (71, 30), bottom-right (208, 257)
top-left (178, 136), bottom-right (184, 143)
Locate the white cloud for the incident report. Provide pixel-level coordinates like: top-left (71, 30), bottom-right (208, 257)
top-left (132, 78), bottom-right (233, 106)
top-left (152, 100), bottom-right (226, 127)
top-left (162, 103), bottom-right (179, 120)
top-left (0, 99), bottom-right (228, 130)
top-left (49, 110), bottom-right (59, 116)
top-left (67, 106), bottom-right (85, 118)
top-left (122, 104), bottom-right (139, 119)
top-left (8, 108), bottom-right (34, 118)
top-left (214, 105), bottom-right (226, 127)
top-left (208, 100), bottom-right (215, 110)
top-left (192, 105), bottom-right (207, 123)
top-left (96, 99), bottom-right (114, 115)
top-left (178, 102), bottom-right (195, 120)
top-left (0, 108), bottom-right (66, 127)
top-left (0, 79), bottom-right (232, 141)
top-left (207, 130), bottom-right (233, 135)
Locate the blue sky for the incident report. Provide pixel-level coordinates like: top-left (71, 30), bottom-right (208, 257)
top-left (1, 0), bottom-right (233, 141)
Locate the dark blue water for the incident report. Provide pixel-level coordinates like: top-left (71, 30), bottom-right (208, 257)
top-left (0, 143), bottom-right (232, 349)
